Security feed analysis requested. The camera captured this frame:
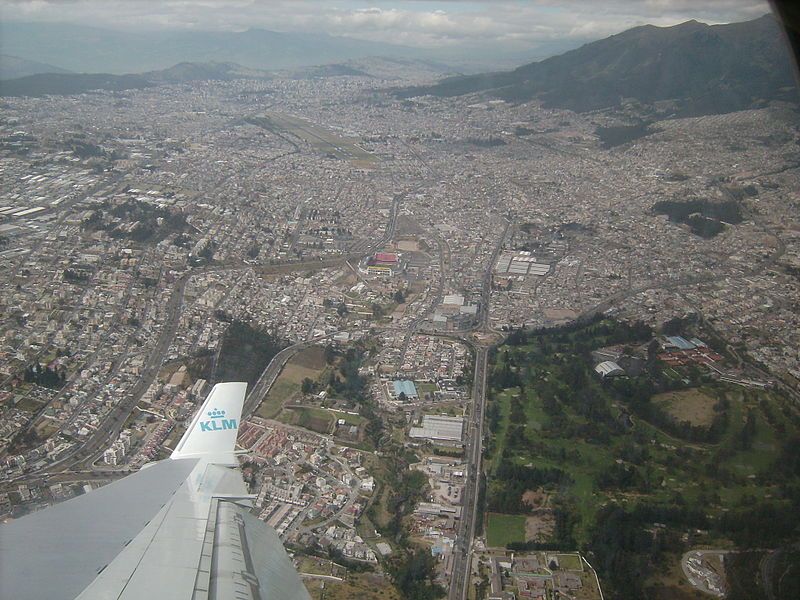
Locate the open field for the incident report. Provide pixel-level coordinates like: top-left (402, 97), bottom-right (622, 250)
top-left (653, 388), bottom-right (718, 427)
top-left (33, 417), bottom-right (60, 439)
top-left (525, 511), bottom-right (555, 542)
top-left (292, 345), bottom-right (327, 370)
top-left (330, 410), bottom-right (365, 426)
top-left (297, 556), bottom-right (345, 578)
top-left (416, 382), bottom-right (438, 396)
top-left (256, 379), bottom-right (297, 419)
top-left (486, 513), bottom-right (526, 547)
top-left (280, 406), bottom-right (335, 434)
top-left (305, 571), bottom-right (400, 600)
top-left (255, 346), bottom-right (328, 419)
top-left (555, 553), bottom-right (583, 571)
top-left (14, 395), bottom-right (45, 413)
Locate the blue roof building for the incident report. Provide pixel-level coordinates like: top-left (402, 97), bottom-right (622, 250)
top-left (392, 380), bottom-right (418, 399)
top-left (665, 336), bottom-right (696, 350)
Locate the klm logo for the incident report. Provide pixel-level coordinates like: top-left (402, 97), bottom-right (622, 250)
top-left (199, 408), bottom-right (237, 432)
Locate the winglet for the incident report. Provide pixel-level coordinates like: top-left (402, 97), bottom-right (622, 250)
top-left (171, 381), bottom-right (247, 462)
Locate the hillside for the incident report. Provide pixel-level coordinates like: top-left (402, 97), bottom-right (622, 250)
top-left (397, 14), bottom-right (798, 116)
top-left (142, 62), bottom-right (272, 83)
top-left (0, 72), bottom-right (153, 97)
top-left (0, 55), bottom-right (72, 80)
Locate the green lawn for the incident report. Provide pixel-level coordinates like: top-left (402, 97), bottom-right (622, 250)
top-left (256, 379), bottom-right (298, 419)
top-left (280, 406), bottom-right (335, 433)
top-left (487, 390), bottom-right (512, 475)
top-left (416, 382), bottom-right (438, 396)
top-left (486, 513), bottom-right (526, 547)
top-left (556, 553), bottom-right (584, 571)
top-left (330, 410), bottom-right (366, 425)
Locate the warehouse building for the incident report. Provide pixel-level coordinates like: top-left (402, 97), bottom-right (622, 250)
top-left (409, 415), bottom-right (464, 442)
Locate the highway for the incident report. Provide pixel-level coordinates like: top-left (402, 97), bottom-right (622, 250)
top-left (448, 221), bottom-right (508, 599)
top-left (15, 256), bottom-right (362, 480)
top-left (18, 183), bottom-right (404, 481)
top-left (19, 193), bottom-right (405, 481)
top-left (448, 345), bottom-right (489, 600)
top-left (25, 269), bottom-right (192, 477)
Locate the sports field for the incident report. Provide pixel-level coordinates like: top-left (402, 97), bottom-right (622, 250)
top-left (486, 512), bottom-right (526, 547)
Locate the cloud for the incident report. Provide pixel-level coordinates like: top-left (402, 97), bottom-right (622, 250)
top-left (0, 0), bottom-right (772, 49)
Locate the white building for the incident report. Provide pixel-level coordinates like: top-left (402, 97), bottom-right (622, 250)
top-left (595, 361), bottom-right (625, 378)
top-left (409, 415), bottom-right (464, 442)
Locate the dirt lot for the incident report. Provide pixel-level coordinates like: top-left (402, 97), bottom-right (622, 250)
top-left (291, 345), bottom-right (327, 370)
top-left (653, 388), bottom-right (718, 427)
top-left (34, 418), bottom-right (60, 439)
top-left (525, 510), bottom-right (556, 542)
top-left (305, 571), bottom-right (400, 600)
top-left (522, 488), bottom-right (551, 509)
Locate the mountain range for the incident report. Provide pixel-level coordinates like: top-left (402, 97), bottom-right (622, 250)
top-left (0, 54), bottom-right (73, 80)
top-left (396, 14), bottom-right (799, 116)
top-left (0, 62), bottom-right (266, 97)
top-left (0, 22), bottom-right (422, 75)
top-left (0, 21), bottom-right (574, 78)
top-left (2, 14), bottom-right (797, 117)
top-left (0, 58), bottom-right (460, 97)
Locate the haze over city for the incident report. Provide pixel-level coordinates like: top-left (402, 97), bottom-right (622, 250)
top-left (0, 0), bottom-right (776, 66)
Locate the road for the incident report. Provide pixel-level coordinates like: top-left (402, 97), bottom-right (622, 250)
top-left (23, 270), bottom-right (193, 478)
top-left (243, 338), bottom-right (328, 419)
top-left (448, 221), bottom-right (508, 600)
top-left (12, 256), bottom-right (362, 482)
top-left (18, 186), bottom-right (402, 482)
top-left (449, 345), bottom-right (489, 600)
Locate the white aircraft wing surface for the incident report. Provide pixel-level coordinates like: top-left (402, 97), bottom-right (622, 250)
top-left (0, 382), bottom-right (311, 600)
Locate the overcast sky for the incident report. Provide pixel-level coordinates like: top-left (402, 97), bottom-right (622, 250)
top-left (1, 1), bottom-right (773, 49)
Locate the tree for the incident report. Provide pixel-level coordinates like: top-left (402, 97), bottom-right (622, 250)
top-left (389, 547), bottom-right (445, 600)
top-left (301, 378), bottom-right (314, 394)
top-left (337, 303), bottom-right (349, 317)
top-left (736, 409), bottom-right (757, 451)
top-left (646, 338), bottom-right (660, 373)
top-left (398, 391), bottom-right (408, 403)
top-left (394, 289), bottom-right (406, 304)
top-left (661, 316), bottom-right (685, 336)
top-left (324, 343), bottom-right (337, 365)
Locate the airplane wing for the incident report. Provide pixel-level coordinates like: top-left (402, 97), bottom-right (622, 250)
top-left (0, 382), bottom-right (312, 600)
